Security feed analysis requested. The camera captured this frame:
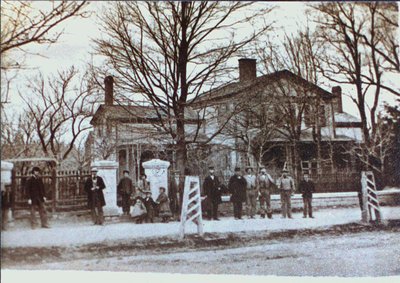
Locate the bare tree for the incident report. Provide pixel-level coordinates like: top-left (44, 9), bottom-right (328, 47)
top-left (1, 1), bottom-right (90, 129)
top-left (1, 111), bottom-right (40, 159)
top-left (310, 2), bottom-right (399, 146)
top-left (93, 135), bottom-right (117, 161)
top-left (251, 28), bottom-right (329, 178)
top-left (94, 2), bottom-right (274, 178)
top-left (381, 100), bottom-right (400, 186)
top-left (220, 91), bottom-right (277, 169)
top-left (309, 2), bottom-right (399, 182)
top-left (20, 66), bottom-right (96, 163)
top-left (1, 1), bottom-right (89, 66)
top-left (71, 135), bottom-right (91, 169)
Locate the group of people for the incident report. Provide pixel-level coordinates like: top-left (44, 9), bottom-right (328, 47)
top-left (203, 166), bottom-right (316, 221)
top-left (84, 169), bottom-right (173, 226)
top-left (4, 164), bottom-right (316, 231)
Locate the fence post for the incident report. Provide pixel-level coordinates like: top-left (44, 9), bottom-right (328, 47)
top-left (360, 172), bottom-right (369, 222)
top-left (51, 168), bottom-right (57, 213)
top-left (11, 168), bottom-right (16, 220)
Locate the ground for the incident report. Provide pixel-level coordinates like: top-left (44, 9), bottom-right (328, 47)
top-left (4, 226), bottom-right (400, 277)
top-left (1, 206), bottom-right (400, 282)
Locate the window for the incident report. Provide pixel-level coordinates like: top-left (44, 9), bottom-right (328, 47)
top-left (304, 104), bottom-right (326, 127)
top-left (304, 105), bottom-right (313, 127)
top-left (217, 104), bottom-right (227, 125)
top-left (246, 111), bottom-right (260, 127)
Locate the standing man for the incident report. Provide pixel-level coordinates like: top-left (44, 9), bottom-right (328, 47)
top-left (26, 167), bottom-right (50, 229)
top-left (257, 168), bottom-right (274, 219)
top-left (203, 166), bottom-right (222, 221)
top-left (168, 172), bottom-right (180, 219)
top-left (244, 167), bottom-right (257, 219)
top-left (277, 169), bottom-right (295, 219)
top-left (229, 167), bottom-right (247, 220)
top-left (298, 173), bottom-right (315, 218)
top-left (117, 170), bottom-right (134, 216)
top-left (84, 169), bottom-right (106, 225)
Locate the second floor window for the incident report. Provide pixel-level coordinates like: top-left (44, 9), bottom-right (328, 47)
top-left (304, 104), bottom-right (326, 127)
top-left (217, 104), bottom-right (227, 125)
top-left (319, 105), bottom-right (326, 127)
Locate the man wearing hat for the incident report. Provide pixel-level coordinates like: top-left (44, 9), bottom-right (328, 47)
top-left (298, 173), bottom-right (315, 218)
top-left (25, 167), bottom-right (50, 229)
top-left (277, 169), bottom-right (295, 218)
top-left (117, 170), bottom-right (135, 216)
top-left (202, 166), bottom-right (222, 220)
top-left (84, 168), bottom-right (106, 225)
top-left (257, 168), bottom-right (275, 219)
top-left (228, 167), bottom-right (247, 220)
top-left (244, 167), bottom-right (257, 219)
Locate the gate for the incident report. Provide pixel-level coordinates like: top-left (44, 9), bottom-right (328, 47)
top-left (11, 169), bottom-right (90, 213)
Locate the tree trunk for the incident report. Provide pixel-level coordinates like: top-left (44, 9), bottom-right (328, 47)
top-left (292, 141), bottom-right (301, 185)
top-left (176, 120), bottom-right (187, 177)
top-left (356, 78), bottom-right (370, 146)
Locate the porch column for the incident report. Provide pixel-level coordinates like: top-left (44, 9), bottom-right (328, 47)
top-left (125, 146), bottom-right (129, 173)
top-left (92, 160), bottom-right (121, 216)
top-left (131, 145), bottom-right (136, 183)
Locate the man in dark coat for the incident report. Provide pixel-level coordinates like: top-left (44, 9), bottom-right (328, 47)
top-left (168, 172), bottom-right (180, 218)
top-left (298, 173), bottom-right (315, 218)
top-left (203, 166), bottom-right (222, 220)
top-left (117, 170), bottom-right (134, 215)
top-left (25, 167), bottom-right (50, 229)
top-left (84, 169), bottom-right (106, 225)
top-left (228, 167), bottom-right (247, 220)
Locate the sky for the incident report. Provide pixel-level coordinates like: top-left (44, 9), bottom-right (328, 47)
top-left (2, 1), bottom-right (399, 122)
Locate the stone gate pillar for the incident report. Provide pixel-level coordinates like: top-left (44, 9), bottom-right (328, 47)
top-left (142, 159), bottom-right (170, 199)
top-left (1, 161), bottom-right (14, 226)
top-left (92, 160), bottom-right (120, 216)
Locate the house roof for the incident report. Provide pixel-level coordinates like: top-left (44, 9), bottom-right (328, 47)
top-left (90, 104), bottom-right (201, 125)
top-left (192, 69), bottom-right (334, 105)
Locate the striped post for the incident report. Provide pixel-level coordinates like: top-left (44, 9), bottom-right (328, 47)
top-left (361, 171), bottom-right (381, 223)
top-left (179, 176), bottom-right (204, 239)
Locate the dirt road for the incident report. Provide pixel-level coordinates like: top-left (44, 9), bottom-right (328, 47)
top-left (3, 221), bottom-right (400, 276)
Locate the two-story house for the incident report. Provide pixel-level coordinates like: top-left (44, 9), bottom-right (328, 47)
top-left (87, 59), bottom-right (363, 191)
top-left (85, 76), bottom-right (202, 183)
top-left (190, 59), bottom-right (363, 189)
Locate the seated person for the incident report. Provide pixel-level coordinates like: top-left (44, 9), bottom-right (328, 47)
top-left (131, 197), bottom-right (147, 224)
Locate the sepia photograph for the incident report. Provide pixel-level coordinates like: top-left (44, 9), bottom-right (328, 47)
top-left (1, 1), bottom-right (399, 282)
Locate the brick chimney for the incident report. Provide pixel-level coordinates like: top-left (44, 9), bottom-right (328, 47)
top-left (104, 76), bottom-right (114, 105)
top-left (332, 86), bottom-right (342, 113)
top-left (238, 58), bottom-right (257, 83)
